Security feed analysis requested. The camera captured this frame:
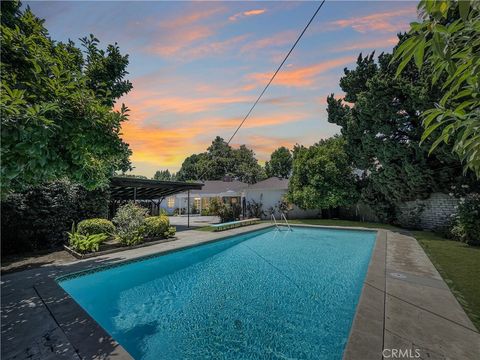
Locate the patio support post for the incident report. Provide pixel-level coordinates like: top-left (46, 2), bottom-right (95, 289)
top-left (187, 190), bottom-right (190, 228)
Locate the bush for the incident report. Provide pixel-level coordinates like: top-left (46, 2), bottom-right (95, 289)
top-left (77, 218), bottom-right (115, 237)
top-left (142, 215), bottom-right (170, 238)
top-left (1, 179), bottom-right (109, 255)
top-left (112, 202), bottom-right (148, 246)
top-left (209, 198), bottom-right (241, 222)
top-left (246, 200), bottom-right (265, 218)
top-left (200, 207), bottom-right (211, 216)
top-left (68, 224), bottom-right (108, 254)
top-left (451, 194), bottom-right (480, 246)
top-left (166, 226), bottom-right (176, 238)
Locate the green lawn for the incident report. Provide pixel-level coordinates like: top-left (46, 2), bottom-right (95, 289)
top-left (413, 231), bottom-right (480, 330)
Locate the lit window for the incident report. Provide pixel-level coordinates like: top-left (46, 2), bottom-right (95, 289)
top-left (167, 197), bottom-right (175, 208)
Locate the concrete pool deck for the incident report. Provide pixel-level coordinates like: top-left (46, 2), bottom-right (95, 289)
top-left (1, 224), bottom-right (479, 359)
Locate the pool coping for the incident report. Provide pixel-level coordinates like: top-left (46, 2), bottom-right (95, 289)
top-left (33, 224), bottom-right (383, 360)
top-left (343, 229), bottom-right (386, 360)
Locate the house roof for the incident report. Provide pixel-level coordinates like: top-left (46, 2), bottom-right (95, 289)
top-left (246, 177), bottom-right (289, 191)
top-left (177, 180), bottom-right (248, 196)
top-left (110, 177), bottom-right (203, 200)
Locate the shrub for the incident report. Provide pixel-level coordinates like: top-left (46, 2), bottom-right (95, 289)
top-left (68, 224), bottom-right (107, 253)
top-left (112, 202), bottom-right (148, 246)
top-left (451, 194), bottom-right (480, 246)
top-left (209, 198), bottom-right (241, 222)
top-left (166, 226), bottom-right (176, 238)
top-left (77, 218), bottom-right (115, 237)
top-left (246, 200), bottom-right (265, 218)
top-left (1, 179), bottom-right (109, 255)
top-left (200, 207), bottom-right (211, 216)
top-left (142, 215), bottom-right (170, 238)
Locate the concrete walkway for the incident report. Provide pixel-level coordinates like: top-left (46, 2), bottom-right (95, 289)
top-left (1, 224), bottom-right (479, 359)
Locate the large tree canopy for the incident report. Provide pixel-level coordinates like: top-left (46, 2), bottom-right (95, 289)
top-left (0, 1), bottom-right (132, 194)
top-left (392, 0), bottom-right (480, 177)
top-left (327, 47), bottom-right (474, 220)
top-left (176, 136), bottom-right (266, 184)
top-left (287, 137), bottom-right (358, 210)
top-left (265, 146), bottom-right (292, 179)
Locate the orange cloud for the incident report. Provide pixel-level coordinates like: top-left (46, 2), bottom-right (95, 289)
top-left (120, 112), bottom-right (307, 170)
top-left (229, 8), bottom-right (266, 21)
top-left (330, 7), bottom-right (415, 33)
top-left (246, 56), bottom-right (355, 88)
top-left (136, 95), bottom-right (252, 114)
top-left (334, 36), bottom-right (398, 52)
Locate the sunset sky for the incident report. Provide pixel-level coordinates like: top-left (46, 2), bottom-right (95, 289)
top-left (27, 1), bottom-right (418, 177)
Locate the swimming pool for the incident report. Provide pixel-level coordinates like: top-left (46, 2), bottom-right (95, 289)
top-left (58, 226), bottom-right (376, 360)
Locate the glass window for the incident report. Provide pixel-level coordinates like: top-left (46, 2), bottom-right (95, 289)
top-left (202, 197), bottom-right (209, 209)
top-left (194, 197), bottom-right (201, 209)
top-left (167, 197), bottom-right (175, 208)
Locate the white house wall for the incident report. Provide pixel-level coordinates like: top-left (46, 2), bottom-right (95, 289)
top-left (245, 189), bottom-right (318, 219)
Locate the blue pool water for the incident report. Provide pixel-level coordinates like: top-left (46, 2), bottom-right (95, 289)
top-left (59, 226), bottom-right (376, 360)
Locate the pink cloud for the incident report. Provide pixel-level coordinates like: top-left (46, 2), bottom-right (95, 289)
top-left (329, 7), bottom-right (416, 33)
top-left (229, 8), bottom-right (266, 21)
top-left (245, 56), bottom-right (355, 88)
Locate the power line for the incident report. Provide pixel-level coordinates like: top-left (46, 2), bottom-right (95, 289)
top-left (226, 0), bottom-right (327, 145)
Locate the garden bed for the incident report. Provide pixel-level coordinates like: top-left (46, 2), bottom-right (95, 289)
top-left (64, 236), bottom-right (177, 259)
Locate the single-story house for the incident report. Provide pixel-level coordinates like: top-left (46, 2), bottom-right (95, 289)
top-left (161, 179), bottom-right (247, 215)
top-left (244, 177), bottom-right (319, 219)
top-left (161, 177), bottom-right (318, 219)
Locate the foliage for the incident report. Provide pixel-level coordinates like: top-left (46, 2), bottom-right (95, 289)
top-left (392, 0), bottom-right (480, 177)
top-left (176, 137), bottom-right (266, 184)
top-left (1, 179), bottom-right (109, 255)
top-left (246, 199), bottom-right (265, 218)
top-left (287, 137), bottom-right (359, 210)
top-left (0, 1), bottom-right (132, 194)
top-left (276, 198), bottom-right (292, 215)
top-left (68, 223), bottom-right (107, 253)
top-left (112, 202), bottom-right (148, 246)
top-left (265, 147), bottom-right (292, 179)
top-left (327, 48), bottom-right (476, 221)
top-left (209, 198), bottom-right (241, 222)
top-left (451, 194), bottom-right (480, 246)
top-left (153, 169), bottom-right (176, 181)
top-left (118, 174), bottom-right (148, 179)
top-left (200, 207), bottom-right (212, 216)
top-left (166, 226), bottom-right (176, 238)
top-left (142, 215), bottom-right (170, 238)
top-left (77, 218), bottom-right (115, 237)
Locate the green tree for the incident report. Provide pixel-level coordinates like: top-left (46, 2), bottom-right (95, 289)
top-left (287, 137), bottom-right (358, 210)
top-left (176, 137), bottom-right (265, 183)
top-left (153, 169), bottom-right (176, 181)
top-left (265, 146), bottom-right (292, 178)
top-left (0, 1), bottom-right (132, 194)
top-left (392, 0), bottom-right (480, 177)
top-left (327, 49), bottom-right (473, 221)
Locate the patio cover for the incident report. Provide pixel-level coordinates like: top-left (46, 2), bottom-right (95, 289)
top-left (109, 177), bottom-right (203, 201)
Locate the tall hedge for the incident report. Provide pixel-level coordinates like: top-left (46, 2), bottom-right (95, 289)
top-left (1, 179), bottom-right (109, 255)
